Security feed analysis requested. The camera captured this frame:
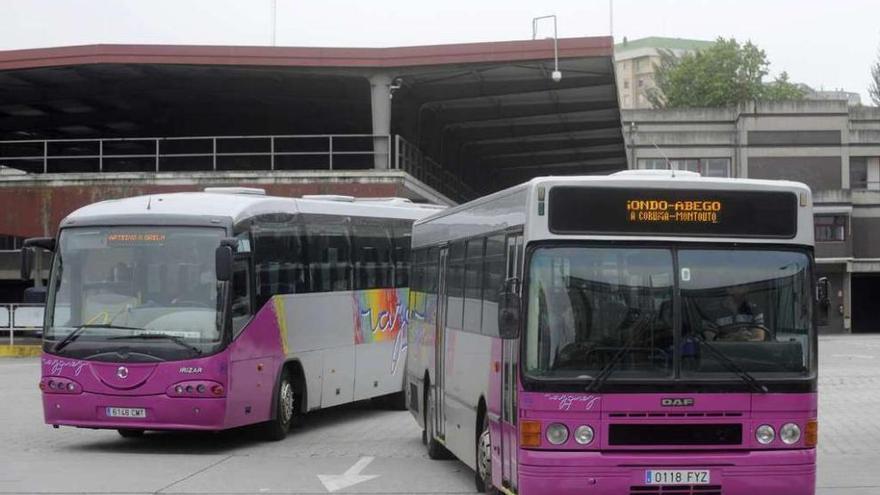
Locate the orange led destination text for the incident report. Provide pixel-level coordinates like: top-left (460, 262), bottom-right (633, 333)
top-left (625, 200), bottom-right (722, 223)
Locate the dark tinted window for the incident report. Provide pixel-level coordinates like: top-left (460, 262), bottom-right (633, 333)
top-left (465, 238), bottom-right (484, 300)
top-left (448, 241), bottom-right (465, 298)
top-left (303, 214), bottom-right (351, 292)
top-left (352, 217), bottom-right (393, 290)
top-left (252, 214), bottom-right (307, 307)
top-left (483, 234), bottom-right (506, 303)
top-left (392, 221), bottom-right (413, 288)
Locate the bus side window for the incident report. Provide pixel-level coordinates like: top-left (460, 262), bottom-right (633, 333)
top-left (231, 258), bottom-right (252, 336)
top-left (447, 241), bottom-right (466, 329)
top-left (464, 238), bottom-right (485, 333)
top-left (482, 234), bottom-right (506, 337)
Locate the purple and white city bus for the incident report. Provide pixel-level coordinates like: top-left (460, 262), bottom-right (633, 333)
top-left (23, 188), bottom-right (441, 439)
top-left (406, 171), bottom-right (818, 495)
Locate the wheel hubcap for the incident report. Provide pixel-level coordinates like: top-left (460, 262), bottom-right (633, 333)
top-left (280, 381), bottom-right (294, 424)
top-left (478, 427), bottom-right (492, 481)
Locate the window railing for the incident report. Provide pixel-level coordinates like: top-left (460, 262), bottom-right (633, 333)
top-left (1, 303), bottom-right (44, 346)
top-left (0, 134), bottom-right (392, 174)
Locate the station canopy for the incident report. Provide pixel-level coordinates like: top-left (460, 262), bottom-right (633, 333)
top-left (0, 38), bottom-right (625, 197)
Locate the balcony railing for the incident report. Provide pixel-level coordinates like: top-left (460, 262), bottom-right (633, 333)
top-left (1, 303), bottom-right (43, 346)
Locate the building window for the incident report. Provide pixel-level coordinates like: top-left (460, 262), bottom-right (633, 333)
top-left (638, 78), bottom-right (644, 87)
top-left (814, 215), bottom-right (846, 242)
top-left (623, 80), bottom-right (630, 89)
top-left (637, 158), bottom-right (731, 177)
top-left (638, 158), bottom-right (668, 170)
top-left (850, 157), bottom-right (868, 189)
top-left (0, 236), bottom-right (24, 250)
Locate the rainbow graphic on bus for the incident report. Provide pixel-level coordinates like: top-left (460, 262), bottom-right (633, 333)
top-left (353, 288), bottom-right (409, 345)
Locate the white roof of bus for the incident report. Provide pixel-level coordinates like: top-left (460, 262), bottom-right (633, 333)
top-left (412, 171), bottom-right (813, 247)
top-left (64, 191), bottom-right (443, 225)
top-left (416, 171), bottom-right (810, 227)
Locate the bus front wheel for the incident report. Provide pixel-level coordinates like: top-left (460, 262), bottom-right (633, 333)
top-left (262, 371), bottom-right (295, 441)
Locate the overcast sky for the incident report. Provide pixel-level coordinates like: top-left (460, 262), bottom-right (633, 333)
top-left (2, 0), bottom-right (878, 102)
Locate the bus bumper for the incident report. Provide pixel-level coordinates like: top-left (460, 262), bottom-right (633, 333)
top-left (517, 449), bottom-right (816, 495)
top-left (43, 392), bottom-right (227, 431)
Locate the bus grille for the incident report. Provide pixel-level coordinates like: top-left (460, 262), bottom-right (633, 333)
top-left (630, 485), bottom-right (722, 495)
top-left (609, 424), bottom-right (742, 446)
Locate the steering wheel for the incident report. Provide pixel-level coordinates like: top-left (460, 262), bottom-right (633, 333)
top-left (706, 322), bottom-right (773, 342)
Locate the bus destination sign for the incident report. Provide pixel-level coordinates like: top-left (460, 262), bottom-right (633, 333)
top-left (106, 233), bottom-right (167, 245)
top-left (626, 199), bottom-right (722, 224)
top-left (549, 187), bottom-right (798, 238)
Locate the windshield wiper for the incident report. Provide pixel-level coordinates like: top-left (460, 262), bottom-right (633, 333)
top-left (108, 333), bottom-right (203, 356)
top-left (52, 324), bottom-right (143, 353)
top-left (693, 334), bottom-right (768, 393)
top-left (586, 314), bottom-right (652, 393)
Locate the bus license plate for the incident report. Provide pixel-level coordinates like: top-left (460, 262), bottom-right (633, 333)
top-left (645, 470), bottom-right (710, 485)
top-left (106, 407), bottom-right (146, 418)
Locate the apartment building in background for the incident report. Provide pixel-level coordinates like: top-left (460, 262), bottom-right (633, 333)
top-left (614, 36), bottom-right (713, 109)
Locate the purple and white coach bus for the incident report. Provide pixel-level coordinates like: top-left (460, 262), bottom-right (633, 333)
top-left (406, 171), bottom-right (819, 495)
top-left (23, 188), bottom-right (441, 439)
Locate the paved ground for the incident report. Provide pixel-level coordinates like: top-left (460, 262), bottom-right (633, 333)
top-left (0, 334), bottom-right (878, 494)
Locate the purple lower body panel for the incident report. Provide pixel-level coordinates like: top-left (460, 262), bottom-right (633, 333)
top-left (518, 448), bottom-right (815, 495)
top-left (43, 393), bottom-right (227, 431)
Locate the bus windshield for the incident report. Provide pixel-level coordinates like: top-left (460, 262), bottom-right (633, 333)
top-left (524, 246), bottom-right (813, 383)
top-left (45, 226), bottom-right (226, 360)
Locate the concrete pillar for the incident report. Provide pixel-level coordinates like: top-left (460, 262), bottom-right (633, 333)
top-left (369, 73), bottom-right (393, 170)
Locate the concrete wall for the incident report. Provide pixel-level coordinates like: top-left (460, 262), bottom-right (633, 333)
top-left (0, 171), bottom-right (450, 238)
top-left (747, 156), bottom-right (842, 191)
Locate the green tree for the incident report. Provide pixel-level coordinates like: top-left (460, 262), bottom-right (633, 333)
top-left (870, 49), bottom-right (880, 106)
top-left (645, 37), bottom-right (805, 108)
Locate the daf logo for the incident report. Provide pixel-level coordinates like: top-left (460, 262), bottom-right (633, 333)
top-left (661, 398), bottom-right (694, 407)
top-left (116, 366), bottom-right (129, 379)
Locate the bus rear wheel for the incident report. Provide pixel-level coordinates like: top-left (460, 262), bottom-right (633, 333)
top-left (425, 386), bottom-right (451, 460)
top-left (262, 371), bottom-right (294, 441)
top-left (117, 429), bottom-right (144, 438)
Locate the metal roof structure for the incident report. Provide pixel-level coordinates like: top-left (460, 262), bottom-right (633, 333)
top-left (0, 37), bottom-right (626, 196)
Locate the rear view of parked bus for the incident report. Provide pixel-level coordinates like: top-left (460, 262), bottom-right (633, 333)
top-left (25, 188), bottom-right (439, 439)
top-left (407, 171), bottom-right (818, 495)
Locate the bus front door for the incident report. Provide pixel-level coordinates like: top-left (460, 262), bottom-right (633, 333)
top-left (501, 233), bottom-right (523, 490)
top-left (434, 246), bottom-right (449, 440)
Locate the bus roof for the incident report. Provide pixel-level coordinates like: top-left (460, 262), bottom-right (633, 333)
top-left (413, 172), bottom-right (814, 247)
top-left (61, 190), bottom-right (443, 229)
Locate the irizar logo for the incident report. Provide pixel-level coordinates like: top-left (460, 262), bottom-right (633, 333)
top-left (661, 398), bottom-right (695, 407)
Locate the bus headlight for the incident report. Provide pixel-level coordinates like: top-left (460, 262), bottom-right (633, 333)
top-left (546, 423), bottom-right (569, 445)
top-left (756, 424), bottom-right (775, 445)
top-left (574, 425), bottom-right (594, 445)
top-left (780, 423), bottom-right (801, 445)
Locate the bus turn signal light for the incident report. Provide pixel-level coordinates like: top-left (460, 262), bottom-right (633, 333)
top-left (521, 420), bottom-right (542, 448)
top-left (805, 419), bottom-right (818, 447)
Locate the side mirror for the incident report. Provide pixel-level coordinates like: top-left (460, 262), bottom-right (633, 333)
top-left (216, 245), bottom-right (233, 282)
top-left (816, 276), bottom-right (829, 305)
top-left (498, 278), bottom-right (521, 340)
top-left (20, 237), bottom-right (56, 281)
top-left (20, 247), bottom-right (33, 281)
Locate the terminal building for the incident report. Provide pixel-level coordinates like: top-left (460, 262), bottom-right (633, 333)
top-left (623, 100), bottom-right (880, 334)
top-left (0, 38), bottom-right (626, 306)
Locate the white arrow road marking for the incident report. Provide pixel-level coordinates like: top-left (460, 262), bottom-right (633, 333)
top-left (317, 456), bottom-right (379, 493)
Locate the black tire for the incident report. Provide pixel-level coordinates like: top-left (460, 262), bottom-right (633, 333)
top-left (379, 390), bottom-right (407, 411)
top-left (425, 385), bottom-right (452, 460)
top-left (117, 429), bottom-right (144, 438)
top-left (262, 371), bottom-right (294, 441)
top-left (475, 412), bottom-right (497, 493)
